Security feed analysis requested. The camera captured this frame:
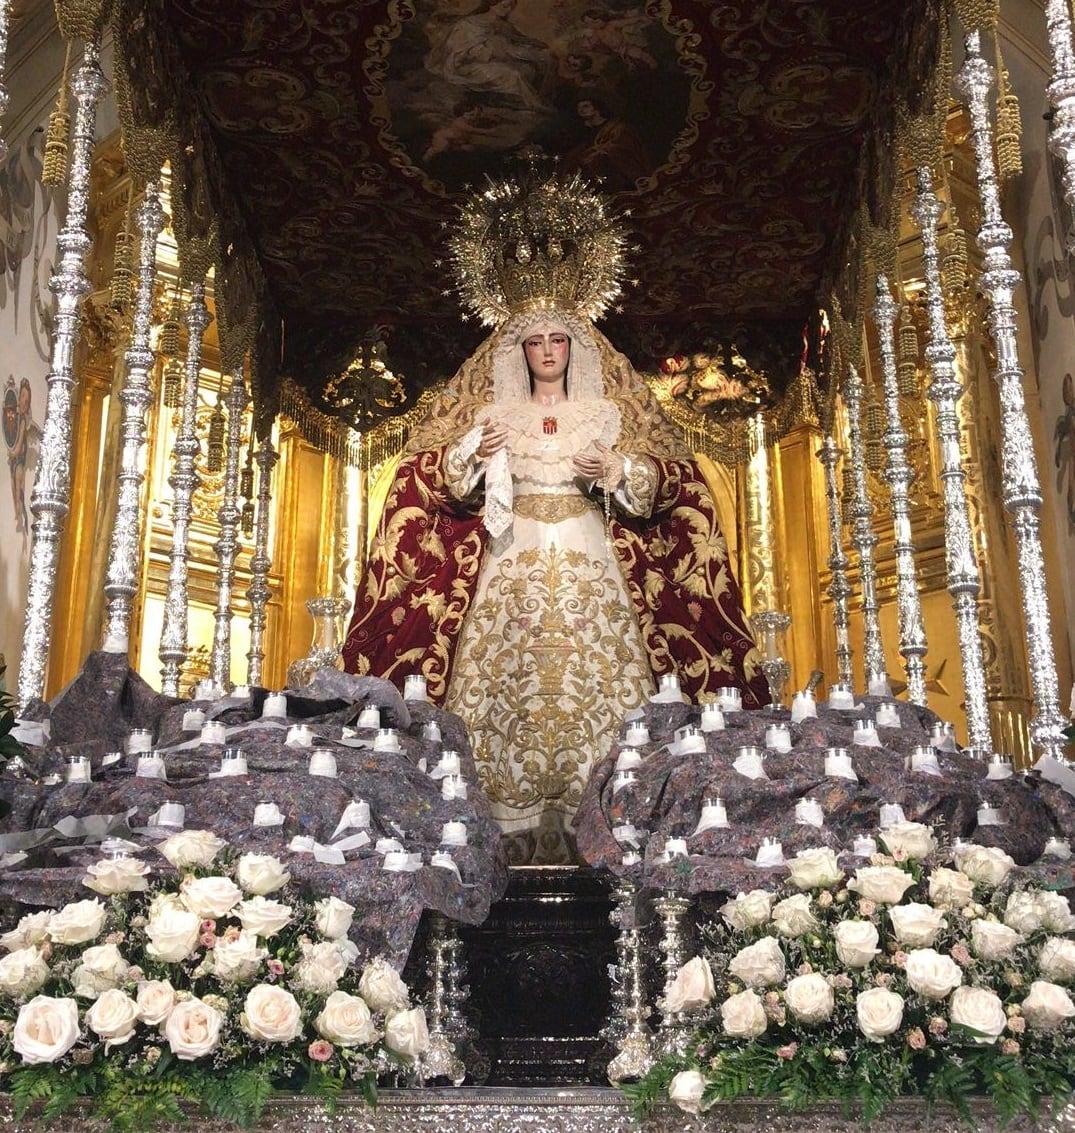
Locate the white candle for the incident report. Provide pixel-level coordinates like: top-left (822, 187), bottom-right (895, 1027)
top-left (285, 723), bottom-right (313, 747)
top-left (153, 802), bottom-right (185, 828)
top-left (790, 690), bottom-right (817, 722)
top-left (879, 803), bottom-right (906, 828)
top-left (441, 821), bottom-right (468, 846)
top-left (716, 686), bottom-right (742, 711)
top-left (127, 728), bottom-right (153, 755)
top-left (438, 749), bottom-right (461, 775)
top-left (423, 720), bottom-right (442, 743)
top-left (308, 748), bottom-right (337, 778)
top-left (794, 798), bottom-right (824, 827)
top-left (261, 692), bottom-right (287, 719)
top-left (853, 834), bottom-right (878, 856)
top-left (136, 752), bottom-right (167, 780)
top-left (977, 803), bottom-right (1004, 826)
top-left (404, 674), bottom-right (428, 702)
top-left (373, 728), bottom-right (400, 752)
top-left (200, 720), bottom-right (227, 745)
top-left (824, 747), bottom-right (857, 780)
top-left (700, 703), bottom-right (725, 732)
top-left (828, 684), bottom-right (855, 709)
top-left (66, 755), bottom-right (92, 783)
top-left (231, 684), bottom-right (250, 699)
top-left (754, 838), bottom-right (784, 866)
top-left (219, 747), bottom-right (248, 776)
top-left (253, 802), bottom-right (283, 827)
top-left (875, 702), bottom-right (900, 728)
top-left (665, 837), bottom-right (689, 858)
top-left (625, 721), bottom-right (650, 744)
top-left (764, 724), bottom-right (791, 752)
top-left (182, 708), bottom-right (206, 731)
top-left (358, 706), bottom-right (381, 728)
top-left (615, 747), bottom-right (642, 771)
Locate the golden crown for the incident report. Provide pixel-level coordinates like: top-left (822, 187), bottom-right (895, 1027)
top-left (448, 157), bottom-right (629, 326)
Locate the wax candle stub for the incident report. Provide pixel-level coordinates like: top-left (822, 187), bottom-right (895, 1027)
top-left (308, 749), bottom-right (337, 778)
top-left (127, 729), bottom-right (153, 755)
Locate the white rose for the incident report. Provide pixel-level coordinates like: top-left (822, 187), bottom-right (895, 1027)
top-left (1039, 937), bottom-right (1075, 982)
top-left (0, 946), bottom-right (49, 999)
top-left (211, 930), bottom-right (266, 982)
top-left (359, 957), bottom-right (410, 1013)
top-left (668, 1069), bottom-right (711, 1115)
top-left (954, 845), bottom-right (1015, 889)
top-left (1003, 892), bottom-right (1044, 935)
top-left (181, 876), bottom-right (242, 920)
top-left (315, 990), bottom-right (380, 1046)
top-left (82, 857), bottom-right (150, 896)
top-left (158, 829), bottom-right (225, 869)
top-left (834, 920), bottom-right (880, 968)
top-left (136, 979), bottom-right (176, 1025)
top-left (949, 986), bottom-right (1006, 1044)
top-left (904, 948), bottom-right (963, 1000)
top-left (771, 894), bottom-right (818, 938)
top-left (856, 987), bottom-right (904, 1040)
top-left (294, 940), bottom-right (349, 994)
top-left (1036, 891), bottom-right (1075, 933)
top-left (164, 996), bottom-right (224, 1060)
top-left (145, 905), bottom-right (201, 963)
top-left (663, 956), bottom-right (716, 1013)
top-left (385, 1006), bottom-right (429, 1059)
top-left (315, 897), bottom-right (356, 941)
top-left (786, 847), bottom-right (842, 890)
top-left (47, 898), bottom-right (107, 945)
top-left (848, 867), bottom-right (916, 905)
top-left (235, 853), bottom-right (291, 896)
top-left (970, 920), bottom-right (1023, 962)
top-left (880, 822), bottom-right (936, 862)
top-left (720, 989), bottom-right (767, 1038)
top-left (240, 984), bottom-right (303, 1043)
top-left (720, 890), bottom-right (773, 931)
top-left (85, 988), bottom-right (139, 1047)
top-left (237, 896), bottom-right (293, 938)
top-left (13, 996), bottom-right (80, 1064)
top-left (928, 868), bottom-right (975, 910)
top-left (728, 937), bottom-right (786, 988)
top-left (1021, 980), bottom-right (1075, 1031)
top-left (784, 973), bottom-right (835, 1024)
top-left (889, 903), bottom-right (947, 947)
top-left (0, 911), bottom-right (53, 952)
top-left (72, 942), bottom-right (129, 1000)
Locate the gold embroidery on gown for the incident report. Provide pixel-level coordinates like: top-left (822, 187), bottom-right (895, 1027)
top-left (444, 400), bottom-right (653, 864)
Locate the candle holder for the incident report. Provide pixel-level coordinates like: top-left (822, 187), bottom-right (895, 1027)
top-left (750, 610), bottom-right (792, 709)
top-left (606, 879), bottom-right (655, 1083)
top-left (418, 913), bottom-right (468, 1086)
top-left (286, 596), bottom-right (351, 689)
top-left (654, 891), bottom-right (693, 1057)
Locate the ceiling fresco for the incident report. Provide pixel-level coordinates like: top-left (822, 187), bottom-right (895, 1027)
top-left (148, 0), bottom-right (941, 422)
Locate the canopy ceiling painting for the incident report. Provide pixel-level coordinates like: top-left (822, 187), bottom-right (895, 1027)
top-left (107, 0), bottom-right (942, 429)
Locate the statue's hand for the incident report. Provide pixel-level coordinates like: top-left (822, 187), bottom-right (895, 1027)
top-left (477, 419), bottom-right (509, 459)
top-left (573, 443), bottom-right (624, 491)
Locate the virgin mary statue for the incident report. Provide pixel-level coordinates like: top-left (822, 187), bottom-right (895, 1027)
top-left (343, 164), bottom-right (767, 864)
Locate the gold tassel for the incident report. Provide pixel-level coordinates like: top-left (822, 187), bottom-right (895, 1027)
top-left (240, 434), bottom-right (255, 536)
top-left (995, 71), bottom-right (1023, 181)
top-left (110, 188), bottom-right (135, 312)
top-left (41, 43), bottom-right (73, 188)
top-left (162, 360), bottom-right (182, 410)
top-left (206, 393), bottom-right (226, 473)
top-left (897, 306), bottom-right (921, 399)
top-left (159, 287), bottom-right (183, 358)
top-left (942, 203), bottom-right (970, 295)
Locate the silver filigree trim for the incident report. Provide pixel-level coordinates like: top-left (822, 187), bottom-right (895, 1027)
top-left (816, 437), bottom-right (854, 686)
top-left (245, 432), bottom-right (278, 688)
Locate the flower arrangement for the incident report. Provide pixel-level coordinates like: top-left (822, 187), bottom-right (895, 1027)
top-left (625, 827), bottom-right (1075, 1124)
top-left (0, 830), bottom-right (430, 1131)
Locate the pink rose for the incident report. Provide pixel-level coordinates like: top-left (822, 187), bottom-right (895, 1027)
top-left (308, 1039), bottom-right (333, 1062)
top-left (907, 1027), bottom-right (926, 1050)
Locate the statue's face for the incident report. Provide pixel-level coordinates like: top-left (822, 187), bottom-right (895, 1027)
top-left (523, 331), bottom-right (570, 385)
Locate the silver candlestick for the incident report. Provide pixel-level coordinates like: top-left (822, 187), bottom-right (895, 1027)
top-left (17, 40), bottom-right (106, 711)
top-left (1046, 0), bottom-right (1075, 254)
top-left (816, 436), bottom-right (854, 686)
top-left (957, 33), bottom-right (1069, 764)
top-left (873, 274), bottom-right (929, 706)
top-left (654, 891), bottom-right (693, 1057)
top-left (911, 164), bottom-right (994, 758)
top-left (208, 374), bottom-right (248, 692)
top-left (844, 366), bottom-right (891, 696)
top-left (160, 279), bottom-right (209, 697)
top-left (750, 610), bottom-right (792, 709)
top-left (102, 178), bottom-right (165, 652)
top-left (606, 879), bottom-right (654, 1083)
top-left (245, 433), bottom-right (278, 688)
top-left (418, 913), bottom-right (467, 1086)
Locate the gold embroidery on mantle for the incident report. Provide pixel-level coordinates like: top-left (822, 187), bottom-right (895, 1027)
top-left (513, 495), bottom-right (592, 523)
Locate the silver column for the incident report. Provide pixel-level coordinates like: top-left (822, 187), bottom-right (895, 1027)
top-left (1045, 0), bottom-right (1075, 251)
top-left (0, 0), bottom-right (10, 159)
top-left (873, 275), bottom-right (929, 706)
top-left (817, 436), bottom-right (854, 686)
top-left (911, 164), bottom-right (994, 757)
top-left (159, 280), bottom-right (209, 697)
top-left (17, 40), bottom-right (107, 710)
top-left (844, 366), bottom-right (890, 696)
top-left (957, 32), bottom-right (1068, 762)
top-left (101, 179), bottom-right (165, 651)
top-left (208, 374), bottom-right (249, 692)
top-left (245, 433), bottom-right (278, 688)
